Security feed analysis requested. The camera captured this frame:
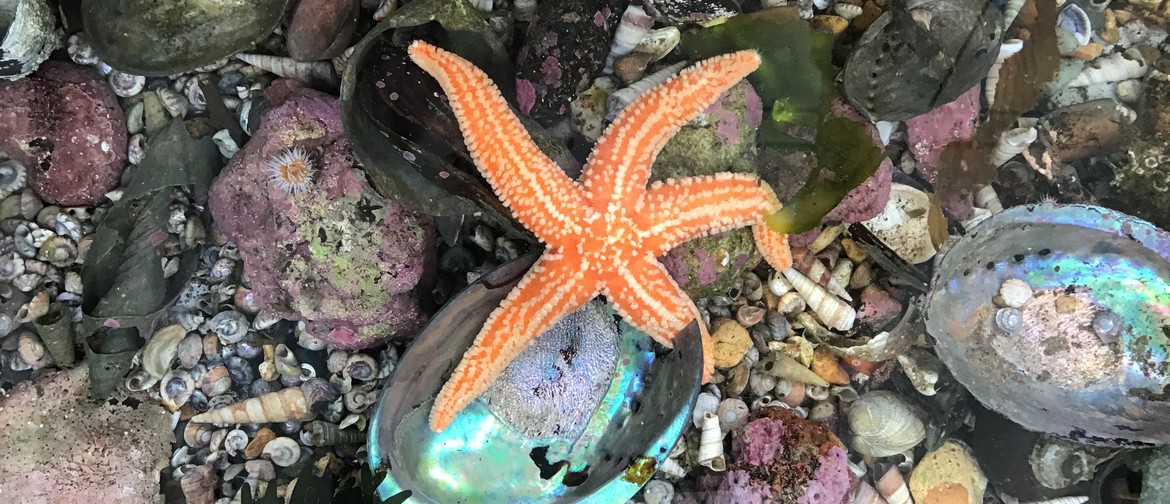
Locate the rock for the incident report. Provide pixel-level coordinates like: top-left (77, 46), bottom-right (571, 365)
top-left (286, 0), bottom-right (359, 61)
top-left (713, 406), bottom-right (853, 504)
top-left (910, 439), bottom-right (987, 504)
top-left (514, 0), bottom-right (624, 127)
top-left (711, 318), bottom-right (752, 369)
top-left (655, 79), bottom-right (765, 298)
top-left (0, 366), bottom-right (173, 504)
top-left (819, 97), bottom-right (893, 224)
top-left (857, 285), bottom-right (902, 328)
top-left (208, 88), bottom-right (435, 349)
top-left (0, 62), bottom-right (128, 206)
top-left (904, 85), bottom-right (980, 184)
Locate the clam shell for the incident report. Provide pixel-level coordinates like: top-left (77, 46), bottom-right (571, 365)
top-left (847, 391), bottom-right (925, 457)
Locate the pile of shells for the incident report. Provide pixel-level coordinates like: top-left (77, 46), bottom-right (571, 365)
top-left (119, 239), bottom-right (401, 502)
top-left (0, 159), bottom-right (92, 385)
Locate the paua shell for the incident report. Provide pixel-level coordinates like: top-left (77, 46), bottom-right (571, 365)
top-left (81, 0), bottom-right (292, 75)
top-left (369, 252), bottom-right (701, 503)
top-left (841, 0), bottom-right (1004, 122)
top-left (925, 203), bottom-right (1170, 447)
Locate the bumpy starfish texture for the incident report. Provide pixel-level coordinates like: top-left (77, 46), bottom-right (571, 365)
top-left (408, 40), bottom-right (794, 433)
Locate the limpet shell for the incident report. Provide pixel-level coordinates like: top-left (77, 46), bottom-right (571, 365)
top-left (848, 391), bottom-right (925, 457)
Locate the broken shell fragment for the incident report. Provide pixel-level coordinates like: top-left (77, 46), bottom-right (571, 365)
top-left (143, 324), bottom-right (187, 379)
top-left (862, 183), bottom-right (939, 264)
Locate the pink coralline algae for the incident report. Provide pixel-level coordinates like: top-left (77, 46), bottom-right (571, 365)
top-left (822, 96), bottom-right (894, 224)
top-left (711, 470), bottom-right (772, 504)
top-left (904, 84), bottom-right (981, 183)
top-left (797, 446), bottom-right (851, 504)
top-left (718, 406), bottom-right (854, 504)
top-left (208, 87), bottom-right (435, 349)
top-left (857, 284), bottom-right (903, 328)
top-left (733, 415), bottom-right (787, 466)
top-left (0, 61), bottom-right (127, 206)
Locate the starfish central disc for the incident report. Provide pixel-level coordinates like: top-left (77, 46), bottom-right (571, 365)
top-left (407, 40), bottom-right (794, 433)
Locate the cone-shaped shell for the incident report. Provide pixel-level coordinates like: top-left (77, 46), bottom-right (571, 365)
top-left (696, 412), bottom-right (725, 472)
top-left (190, 387), bottom-right (315, 424)
top-left (783, 267), bottom-right (856, 331)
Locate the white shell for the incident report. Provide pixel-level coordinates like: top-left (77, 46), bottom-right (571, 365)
top-left (656, 457), bottom-right (686, 479)
top-left (876, 466), bottom-right (912, 504)
top-left (696, 412), bottom-right (725, 472)
top-left (782, 267), bottom-right (856, 332)
top-left (989, 126), bottom-right (1038, 166)
top-left (1068, 48), bottom-right (1149, 87)
top-left (607, 61), bottom-right (686, 120)
top-left (985, 39), bottom-right (1025, 107)
top-left (848, 391), bottom-right (925, 457)
top-left (834, 3), bottom-right (863, 20)
top-left (373, 0), bottom-right (397, 21)
top-left (998, 278), bottom-right (1033, 308)
top-left (143, 324), bottom-right (188, 379)
top-left (861, 183), bottom-right (938, 264)
top-left (261, 436), bottom-right (301, 467)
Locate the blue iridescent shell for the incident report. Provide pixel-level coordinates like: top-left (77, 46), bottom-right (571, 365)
top-left (369, 253), bottom-right (701, 502)
top-left (925, 203), bottom-right (1170, 447)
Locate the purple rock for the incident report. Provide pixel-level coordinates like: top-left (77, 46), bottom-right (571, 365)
top-left (208, 88), bottom-right (435, 349)
top-left (904, 84), bottom-right (981, 184)
top-left (822, 97), bottom-right (893, 224)
top-left (0, 62), bottom-right (128, 206)
top-left (286, 0), bottom-right (358, 61)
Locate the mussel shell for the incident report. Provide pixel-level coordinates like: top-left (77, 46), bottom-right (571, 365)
top-left (340, 0), bottom-right (551, 239)
top-left (81, 0), bottom-right (292, 76)
top-left (368, 252), bottom-right (702, 502)
top-left (925, 203), bottom-right (1170, 446)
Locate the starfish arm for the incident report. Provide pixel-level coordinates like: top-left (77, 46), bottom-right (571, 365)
top-left (579, 50), bottom-right (762, 212)
top-left (601, 256), bottom-right (715, 382)
top-left (429, 251), bottom-right (599, 432)
top-left (637, 173), bottom-right (794, 271)
top-left (408, 41), bottom-right (590, 248)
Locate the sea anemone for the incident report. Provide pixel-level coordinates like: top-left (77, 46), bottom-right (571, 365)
top-left (267, 147), bottom-right (315, 194)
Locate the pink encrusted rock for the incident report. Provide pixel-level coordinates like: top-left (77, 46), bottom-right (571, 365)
top-left (857, 284), bottom-right (902, 328)
top-left (653, 80), bottom-right (764, 298)
top-left (0, 61), bottom-right (128, 206)
top-left (822, 96), bottom-right (894, 224)
top-left (208, 88), bottom-right (435, 349)
top-left (904, 85), bottom-right (981, 183)
top-left (0, 366), bottom-right (173, 504)
top-left (714, 406), bottom-right (853, 504)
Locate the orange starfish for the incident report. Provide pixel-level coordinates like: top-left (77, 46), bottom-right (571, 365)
top-left (408, 40), bottom-right (793, 433)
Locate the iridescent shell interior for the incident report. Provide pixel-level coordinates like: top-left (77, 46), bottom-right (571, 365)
top-left (925, 203), bottom-right (1170, 447)
top-left (369, 253), bottom-right (702, 502)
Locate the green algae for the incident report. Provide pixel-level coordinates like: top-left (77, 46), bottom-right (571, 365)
top-left (680, 9), bottom-right (883, 235)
